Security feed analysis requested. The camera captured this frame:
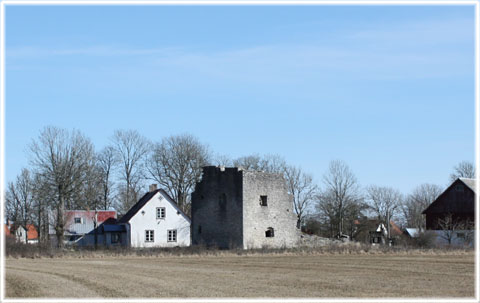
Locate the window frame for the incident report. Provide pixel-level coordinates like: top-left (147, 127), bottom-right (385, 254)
top-left (145, 230), bottom-right (154, 242)
top-left (156, 207), bottom-right (166, 219)
top-left (167, 229), bottom-right (177, 242)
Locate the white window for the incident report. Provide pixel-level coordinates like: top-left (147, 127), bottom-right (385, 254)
top-left (145, 230), bottom-right (154, 242)
top-left (156, 207), bottom-right (166, 219)
top-left (74, 217), bottom-right (82, 224)
top-left (168, 230), bottom-right (177, 242)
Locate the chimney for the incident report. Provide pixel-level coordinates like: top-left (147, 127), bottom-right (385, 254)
top-left (149, 184), bottom-right (157, 192)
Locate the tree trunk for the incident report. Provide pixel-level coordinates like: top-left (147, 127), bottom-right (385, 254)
top-left (56, 197), bottom-right (65, 248)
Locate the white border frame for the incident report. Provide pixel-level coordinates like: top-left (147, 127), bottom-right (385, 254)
top-left (0, 1), bottom-right (478, 303)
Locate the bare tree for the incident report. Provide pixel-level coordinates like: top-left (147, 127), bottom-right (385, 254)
top-left (97, 146), bottom-right (116, 210)
top-left (402, 183), bottom-right (442, 229)
top-left (232, 154), bottom-right (286, 173)
top-left (233, 154), bottom-right (263, 170)
top-left (315, 190), bottom-right (339, 237)
top-left (318, 160), bottom-right (362, 237)
top-left (146, 133), bottom-right (211, 213)
top-left (112, 130), bottom-right (150, 214)
top-left (31, 173), bottom-right (53, 244)
top-left (450, 161), bottom-right (475, 182)
top-left (5, 169), bottom-right (35, 243)
top-left (437, 214), bottom-right (463, 246)
top-left (29, 126), bottom-right (95, 247)
top-left (366, 185), bottom-right (403, 238)
top-left (213, 154), bottom-right (233, 167)
top-left (284, 165), bottom-right (318, 228)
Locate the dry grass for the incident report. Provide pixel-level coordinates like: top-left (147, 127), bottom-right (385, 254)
top-left (5, 251), bottom-right (474, 299)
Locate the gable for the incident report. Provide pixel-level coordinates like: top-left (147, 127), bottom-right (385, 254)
top-left (422, 178), bottom-right (475, 215)
top-left (119, 189), bottom-right (190, 224)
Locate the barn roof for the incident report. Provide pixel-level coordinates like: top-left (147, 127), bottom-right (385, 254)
top-left (118, 189), bottom-right (190, 223)
top-left (459, 178), bottom-right (476, 193)
top-left (422, 178), bottom-right (476, 215)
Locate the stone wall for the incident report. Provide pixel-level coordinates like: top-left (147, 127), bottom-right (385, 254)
top-left (242, 171), bottom-right (299, 249)
top-left (191, 166), bottom-right (244, 248)
top-left (191, 166), bottom-right (300, 249)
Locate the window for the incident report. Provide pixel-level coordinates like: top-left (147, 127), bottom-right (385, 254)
top-left (111, 233), bottom-right (121, 244)
top-left (455, 185), bottom-right (464, 192)
top-left (265, 227), bottom-right (274, 237)
top-left (145, 230), bottom-right (154, 242)
top-left (168, 229), bottom-right (177, 242)
top-left (457, 232), bottom-right (465, 239)
top-left (198, 225), bottom-right (202, 234)
top-left (74, 217), bottom-right (82, 224)
top-left (260, 195), bottom-right (268, 206)
top-left (156, 207), bottom-right (166, 219)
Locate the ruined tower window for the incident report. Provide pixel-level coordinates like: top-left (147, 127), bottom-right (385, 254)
top-left (219, 193), bottom-right (227, 211)
top-left (260, 195), bottom-right (268, 206)
top-left (265, 227), bottom-right (274, 237)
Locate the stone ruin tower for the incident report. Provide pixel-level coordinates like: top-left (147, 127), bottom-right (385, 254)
top-left (191, 166), bottom-right (299, 249)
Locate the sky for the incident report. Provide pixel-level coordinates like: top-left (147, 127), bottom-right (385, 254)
top-left (4, 4), bottom-right (476, 194)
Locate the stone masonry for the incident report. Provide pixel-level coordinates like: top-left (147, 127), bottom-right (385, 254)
top-left (191, 166), bottom-right (299, 249)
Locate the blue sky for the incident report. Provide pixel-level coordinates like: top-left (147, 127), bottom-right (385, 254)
top-left (4, 5), bottom-right (475, 194)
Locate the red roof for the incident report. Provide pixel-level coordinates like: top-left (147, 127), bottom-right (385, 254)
top-left (389, 220), bottom-right (403, 236)
top-left (65, 210), bottom-right (116, 222)
top-left (26, 224), bottom-right (38, 240)
top-left (4, 224), bottom-right (11, 237)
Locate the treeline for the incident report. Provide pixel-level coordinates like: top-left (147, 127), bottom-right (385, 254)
top-left (5, 126), bottom-right (476, 245)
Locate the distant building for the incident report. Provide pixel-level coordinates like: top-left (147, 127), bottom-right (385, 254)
top-left (191, 166), bottom-right (299, 249)
top-left (117, 185), bottom-right (191, 247)
top-left (49, 210), bottom-right (117, 246)
top-left (422, 177), bottom-right (475, 246)
top-left (14, 224), bottom-right (38, 244)
top-left (368, 221), bottom-right (403, 246)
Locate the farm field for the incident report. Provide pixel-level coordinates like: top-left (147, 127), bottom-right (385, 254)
top-left (5, 251), bottom-right (475, 298)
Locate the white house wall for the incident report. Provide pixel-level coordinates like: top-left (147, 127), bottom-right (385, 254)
top-left (128, 192), bottom-right (191, 247)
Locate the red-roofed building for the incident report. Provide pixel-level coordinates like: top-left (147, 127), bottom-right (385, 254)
top-left (26, 224), bottom-right (38, 242)
top-left (14, 224), bottom-right (38, 244)
top-left (49, 210), bottom-right (117, 246)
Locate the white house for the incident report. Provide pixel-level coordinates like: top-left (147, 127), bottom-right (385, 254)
top-left (117, 186), bottom-right (191, 247)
